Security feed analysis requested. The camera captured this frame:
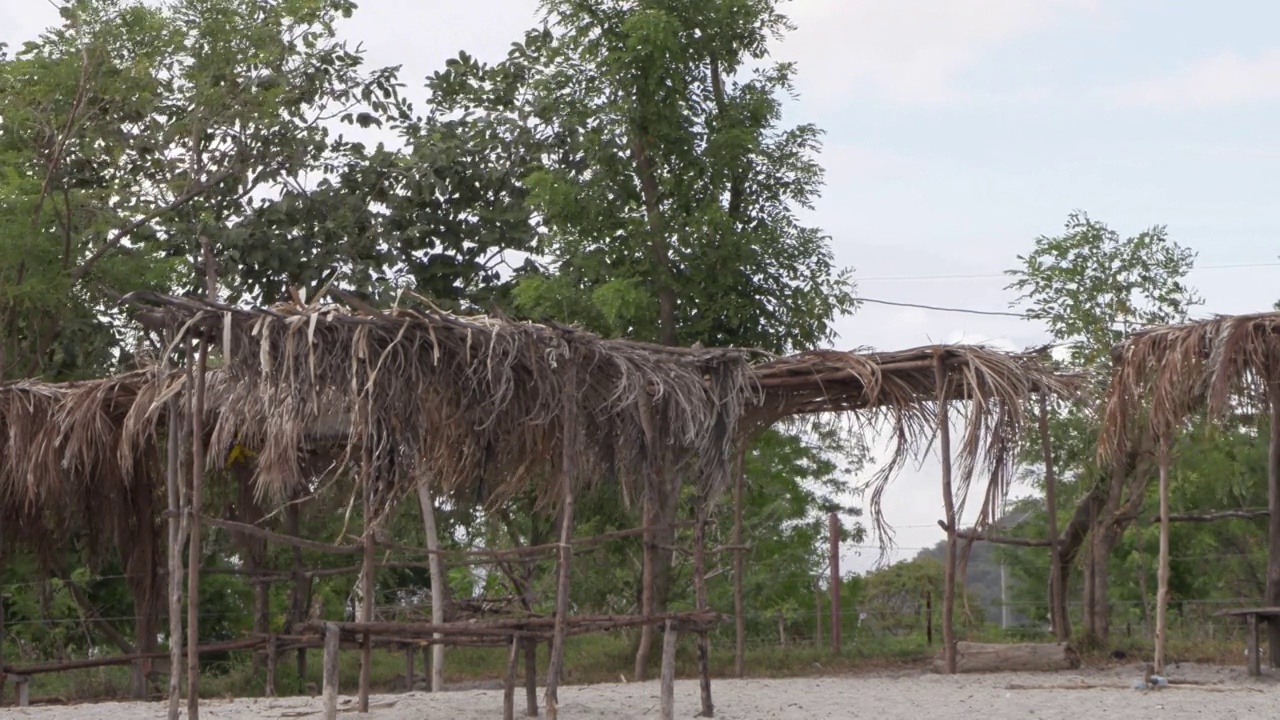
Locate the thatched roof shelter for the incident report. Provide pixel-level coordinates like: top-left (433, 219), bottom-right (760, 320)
top-left (1100, 310), bottom-right (1280, 673)
top-left (1102, 310), bottom-right (1280, 452)
top-left (0, 288), bottom-right (1071, 552)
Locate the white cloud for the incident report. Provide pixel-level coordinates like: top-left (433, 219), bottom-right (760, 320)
top-left (1118, 50), bottom-right (1280, 109)
top-left (779, 0), bottom-right (1099, 105)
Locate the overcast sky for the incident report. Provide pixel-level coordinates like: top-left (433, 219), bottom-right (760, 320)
top-left (6, 1), bottom-right (1280, 572)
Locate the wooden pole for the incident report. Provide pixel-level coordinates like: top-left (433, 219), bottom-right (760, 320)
top-left (0, 591), bottom-right (7, 706)
top-left (1154, 440), bottom-right (1171, 674)
top-left (1268, 370), bottom-right (1280, 667)
top-left (166, 396), bottom-right (184, 720)
top-left (1039, 394), bottom-right (1069, 641)
top-left (286, 497), bottom-right (307, 683)
top-left (934, 351), bottom-right (958, 674)
top-left (187, 336), bottom-right (208, 719)
top-left (415, 482), bottom-right (447, 691)
top-left (813, 578), bottom-right (822, 649)
top-left (635, 467), bottom-right (661, 681)
top-left (545, 363), bottom-right (578, 720)
top-left (925, 591), bottom-right (933, 646)
top-left (503, 634), bottom-right (521, 720)
top-left (660, 619), bottom-right (677, 720)
top-left (828, 512), bottom-right (841, 655)
top-left (323, 622), bottom-right (339, 720)
top-left (693, 494), bottom-right (713, 718)
top-left (404, 646), bottom-right (415, 692)
top-left (523, 637), bottom-right (538, 717)
top-left (731, 447), bottom-right (746, 678)
top-left (358, 458), bottom-right (374, 713)
top-left (266, 635), bottom-right (277, 697)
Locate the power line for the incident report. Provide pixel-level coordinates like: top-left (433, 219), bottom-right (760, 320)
top-left (857, 297), bottom-right (1026, 318)
top-left (857, 261), bottom-right (1280, 283)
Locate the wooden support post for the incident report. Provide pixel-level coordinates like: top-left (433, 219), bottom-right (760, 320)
top-left (266, 634), bottom-right (278, 697)
top-left (926, 591), bottom-right (934, 646)
top-left (323, 623), bottom-right (340, 720)
top-left (1154, 441), bottom-right (1171, 675)
top-left (1039, 394), bottom-right (1069, 641)
top-left (934, 351), bottom-right (958, 675)
top-left (829, 512), bottom-right (841, 655)
top-left (12, 675), bottom-right (27, 708)
top-left (404, 646), bottom-right (415, 692)
top-left (545, 363), bottom-right (578, 720)
top-left (165, 397), bottom-right (184, 720)
top-left (814, 578), bottom-right (823, 649)
top-left (693, 497), bottom-right (713, 718)
top-left (187, 337), bottom-right (209, 720)
top-left (504, 634), bottom-right (521, 720)
top-left (416, 482), bottom-right (446, 692)
top-left (1268, 369), bottom-right (1280, 667)
top-left (731, 448), bottom-right (746, 678)
top-left (660, 619), bottom-right (677, 720)
top-left (1247, 614), bottom-right (1261, 677)
top-left (523, 637), bottom-right (538, 717)
top-left (359, 466), bottom-right (374, 713)
top-left (286, 497), bottom-right (307, 683)
top-left (0, 592), bottom-right (7, 706)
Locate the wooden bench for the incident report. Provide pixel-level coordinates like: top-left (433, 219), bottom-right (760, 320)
top-left (1215, 607), bottom-right (1280, 676)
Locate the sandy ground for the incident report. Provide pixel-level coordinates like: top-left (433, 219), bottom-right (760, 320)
top-left (8, 664), bottom-right (1278, 719)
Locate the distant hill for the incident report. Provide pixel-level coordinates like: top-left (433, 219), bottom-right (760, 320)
top-left (914, 510), bottom-right (1035, 627)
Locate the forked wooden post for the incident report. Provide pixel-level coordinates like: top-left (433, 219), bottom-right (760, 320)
top-left (323, 622), bottom-right (340, 720)
top-left (545, 362), bottom-right (578, 720)
top-left (660, 619), bottom-right (677, 720)
top-left (1154, 441), bottom-right (1171, 674)
top-left (503, 634), bottom-right (521, 720)
top-left (934, 351), bottom-right (958, 674)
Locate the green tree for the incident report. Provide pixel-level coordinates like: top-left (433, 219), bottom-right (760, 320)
top-left (1004, 210), bottom-right (1201, 645)
top-left (422, 0), bottom-right (860, 675)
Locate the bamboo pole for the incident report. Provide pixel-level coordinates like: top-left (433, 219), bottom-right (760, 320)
top-left (166, 395), bottom-right (184, 720)
top-left (934, 351), bottom-right (958, 674)
top-left (1154, 440), bottom-right (1171, 674)
top-left (731, 447), bottom-right (746, 677)
top-left (660, 619), bottom-right (677, 720)
top-left (693, 495), bottom-right (713, 718)
top-left (416, 482), bottom-right (446, 691)
top-left (1039, 394), bottom-right (1069, 641)
top-left (545, 364), bottom-right (577, 720)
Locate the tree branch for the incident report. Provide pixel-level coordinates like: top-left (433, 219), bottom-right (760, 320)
top-left (69, 168), bottom-right (237, 282)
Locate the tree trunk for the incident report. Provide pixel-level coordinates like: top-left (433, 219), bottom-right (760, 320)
top-left (415, 482), bottom-right (447, 691)
top-left (1038, 396), bottom-right (1069, 642)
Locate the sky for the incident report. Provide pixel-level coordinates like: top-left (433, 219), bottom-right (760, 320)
top-left (5, 0), bottom-right (1280, 572)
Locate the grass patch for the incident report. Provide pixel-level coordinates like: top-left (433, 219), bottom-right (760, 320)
top-left (13, 626), bottom-right (1253, 704)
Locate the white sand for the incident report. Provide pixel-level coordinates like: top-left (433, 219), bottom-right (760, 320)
top-left (11, 664), bottom-right (1278, 719)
